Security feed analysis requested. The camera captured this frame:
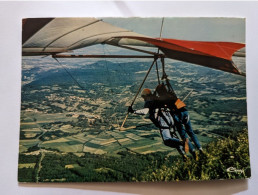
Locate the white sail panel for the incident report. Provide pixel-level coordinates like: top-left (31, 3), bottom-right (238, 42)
top-left (22, 18), bottom-right (151, 54)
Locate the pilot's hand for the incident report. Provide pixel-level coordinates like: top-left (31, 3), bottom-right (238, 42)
top-left (128, 106), bottom-right (134, 113)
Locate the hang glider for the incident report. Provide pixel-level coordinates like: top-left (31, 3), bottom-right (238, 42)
top-left (22, 18), bottom-right (245, 76)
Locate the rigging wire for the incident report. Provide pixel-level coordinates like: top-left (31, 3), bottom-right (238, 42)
top-left (52, 52), bottom-right (161, 155)
top-left (120, 18), bottom-right (166, 129)
top-left (103, 44), bottom-right (133, 81)
top-left (102, 45), bottom-right (133, 123)
top-left (53, 57), bottom-right (85, 90)
top-left (101, 45), bottom-right (122, 129)
top-left (102, 45), bottom-right (112, 86)
top-left (154, 17), bottom-right (164, 85)
top-left (107, 131), bottom-right (140, 155)
top-left (157, 17), bottom-right (164, 55)
top-left (102, 45), bottom-right (161, 145)
top-left (159, 17), bottom-right (165, 40)
top-left (120, 57), bottom-right (158, 130)
top-left (155, 60), bottom-right (160, 85)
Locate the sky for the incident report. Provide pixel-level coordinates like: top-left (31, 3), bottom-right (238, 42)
top-left (103, 17), bottom-right (245, 43)
top-left (72, 17), bottom-right (245, 57)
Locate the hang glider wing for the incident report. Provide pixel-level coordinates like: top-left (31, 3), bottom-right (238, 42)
top-left (111, 36), bottom-right (245, 75)
top-left (22, 18), bottom-right (152, 56)
top-left (22, 18), bottom-right (245, 75)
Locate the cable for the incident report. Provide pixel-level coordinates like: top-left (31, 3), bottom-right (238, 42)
top-left (103, 44), bottom-right (133, 81)
top-left (53, 57), bottom-right (85, 90)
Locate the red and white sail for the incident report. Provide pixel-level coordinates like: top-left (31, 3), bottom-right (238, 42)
top-left (22, 18), bottom-right (245, 75)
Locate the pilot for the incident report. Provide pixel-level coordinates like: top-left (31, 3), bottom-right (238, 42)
top-left (155, 84), bottom-right (203, 159)
top-left (128, 88), bottom-right (189, 161)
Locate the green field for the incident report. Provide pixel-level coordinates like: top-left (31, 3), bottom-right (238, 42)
top-left (19, 58), bottom-right (248, 182)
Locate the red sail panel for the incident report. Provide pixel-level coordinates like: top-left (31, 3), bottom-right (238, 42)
top-left (119, 36), bottom-right (245, 75)
top-left (121, 36), bottom-right (245, 60)
top-left (162, 38), bottom-right (245, 60)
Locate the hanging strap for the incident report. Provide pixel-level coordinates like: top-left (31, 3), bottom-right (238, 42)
top-left (161, 57), bottom-right (167, 80)
top-left (158, 109), bottom-right (172, 129)
top-left (158, 108), bottom-right (181, 140)
top-left (155, 60), bottom-right (160, 85)
top-left (159, 57), bottom-right (178, 99)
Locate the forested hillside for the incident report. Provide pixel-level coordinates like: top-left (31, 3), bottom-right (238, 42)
top-left (18, 129), bottom-right (250, 182)
top-left (139, 129), bottom-right (250, 181)
top-left (19, 57), bottom-right (249, 182)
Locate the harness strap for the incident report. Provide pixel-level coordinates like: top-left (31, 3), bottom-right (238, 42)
top-left (158, 109), bottom-right (173, 128)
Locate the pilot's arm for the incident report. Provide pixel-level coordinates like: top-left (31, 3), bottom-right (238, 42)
top-left (128, 106), bottom-right (149, 115)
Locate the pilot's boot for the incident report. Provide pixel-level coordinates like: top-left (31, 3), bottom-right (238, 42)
top-left (183, 138), bottom-right (189, 153)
